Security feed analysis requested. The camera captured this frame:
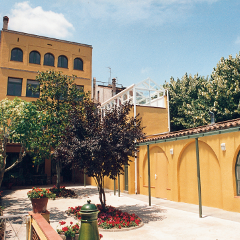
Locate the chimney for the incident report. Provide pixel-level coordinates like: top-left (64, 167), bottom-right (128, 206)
top-left (112, 78), bottom-right (116, 96)
top-left (209, 111), bottom-right (215, 124)
top-left (3, 16), bottom-right (9, 30)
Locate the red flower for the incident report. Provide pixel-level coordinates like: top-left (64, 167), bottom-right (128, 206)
top-left (99, 234), bottom-right (103, 239)
top-left (118, 225), bottom-right (121, 229)
top-left (70, 221), bottom-right (73, 225)
top-left (62, 227), bottom-right (69, 232)
top-left (59, 221), bottom-right (66, 225)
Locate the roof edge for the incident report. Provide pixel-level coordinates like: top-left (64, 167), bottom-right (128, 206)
top-left (1, 29), bottom-right (93, 48)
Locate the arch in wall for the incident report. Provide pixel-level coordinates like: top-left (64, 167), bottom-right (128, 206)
top-left (143, 146), bottom-right (169, 199)
top-left (178, 140), bottom-right (222, 209)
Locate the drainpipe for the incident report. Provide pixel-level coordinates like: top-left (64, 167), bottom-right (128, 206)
top-left (133, 86), bottom-right (138, 194)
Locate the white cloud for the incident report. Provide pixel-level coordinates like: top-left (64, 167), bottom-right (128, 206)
top-left (75, 0), bottom-right (219, 25)
top-left (8, 2), bottom-right (74, 39)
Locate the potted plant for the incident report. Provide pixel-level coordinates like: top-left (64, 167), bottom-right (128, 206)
top-left (27, 187), bottom-right (56, 213)
top-left (57, 221), bottom-right (103, 240)
top-left (57, 221), bottom-right (80, 240)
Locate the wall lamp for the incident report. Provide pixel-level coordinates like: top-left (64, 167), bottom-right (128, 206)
top-left (221, 143), bottom-right (226, 151)
top-left (170, 148), bottom-right (174, 155)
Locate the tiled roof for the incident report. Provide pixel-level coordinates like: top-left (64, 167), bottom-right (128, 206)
top-left (139, 118), bottom-right (240, 143)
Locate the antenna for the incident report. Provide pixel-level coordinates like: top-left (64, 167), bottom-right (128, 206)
top-left (107, 67), bottom-right (111, 85)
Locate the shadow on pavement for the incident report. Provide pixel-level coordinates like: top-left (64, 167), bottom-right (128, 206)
top-left (118, 204), bottom-right (167, 223)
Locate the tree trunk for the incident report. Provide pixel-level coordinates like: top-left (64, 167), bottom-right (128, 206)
top-left (0, 135), bottom-right (7, 188)
top-left (0, 166), bottom-right (5, 189)
top-left (56, 160), bottom-right (61, 189)
top-left (98, 186), bottom-right (106, 210)
top-left (96, 176), bottom-right (106, 210)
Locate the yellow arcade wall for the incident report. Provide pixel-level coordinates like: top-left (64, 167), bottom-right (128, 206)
top-left (138, 131), bottom-right (240, 213)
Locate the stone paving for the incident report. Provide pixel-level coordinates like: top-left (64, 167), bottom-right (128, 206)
top-left (2, 185), bottom-right (240, 239)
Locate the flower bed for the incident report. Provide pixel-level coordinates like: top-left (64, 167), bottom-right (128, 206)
top-left (67, 204), bottom-right (142, 230)
top-left (50, 186), bottom-right (78, 198)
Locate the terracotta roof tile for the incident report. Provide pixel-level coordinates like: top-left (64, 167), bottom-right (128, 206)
top-left (140, 118), bottom-right (240, 143)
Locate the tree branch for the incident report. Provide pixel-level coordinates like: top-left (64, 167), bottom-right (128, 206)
top-left (4, 144), bottom-right (26, 173)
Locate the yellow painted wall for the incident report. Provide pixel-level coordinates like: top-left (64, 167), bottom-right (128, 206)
top-left (137, 131), bottom-right (240, 213)
top-left (0, 30), bottom-right (92, 101)
top-left (136, 105), bottom-right (169, 135)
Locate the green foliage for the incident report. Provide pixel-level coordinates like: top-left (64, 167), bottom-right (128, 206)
top-left (164, 53), bottom-right (240, 131)
top-left (31, 70), bottom-right (86, 188)
top-left (164, 74), bottom-right (211, 131)
top-left (209, 54), bottom-right (240, 122)
top-left (33, 70), bottom-right (85, 152)
top-left (0, 98), bottom-right (44, 188)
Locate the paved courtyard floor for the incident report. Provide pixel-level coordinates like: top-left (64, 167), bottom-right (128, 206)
top-left (2, 185), bottom-right (240, 240)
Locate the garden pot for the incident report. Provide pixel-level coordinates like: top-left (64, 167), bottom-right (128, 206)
top-left (59, 234), bottom-right (79, 240)
top-left (31, 198), bottom-right (48, 213)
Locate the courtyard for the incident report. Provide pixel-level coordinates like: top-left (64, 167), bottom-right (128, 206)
top-left (1, 185), bottom-right (240, 240)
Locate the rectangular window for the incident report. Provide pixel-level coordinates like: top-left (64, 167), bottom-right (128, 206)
top-left (73, 85), bottom-right (84, 101)
top-left (7, 78), bottom-right (22, 96)
top-left (26, 80), bottom-right (40, 98)
top-left (76, 85), bottom-right (84, 91)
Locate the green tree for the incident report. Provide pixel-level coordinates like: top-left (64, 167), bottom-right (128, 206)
top-left (164, 73), bottom-right (211, 131)
top-left (32, 70), bottom-right (85, 188)
top-left (209, 54), bottom-right (240, 122)
top-left (54, 101), bottom-right (144, 209)
top-left (0, 98), bottom-right (44, 187)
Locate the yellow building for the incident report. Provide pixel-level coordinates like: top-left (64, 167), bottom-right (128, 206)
top-left (0, 16), bottom-right (92, 101)
top-left (0, 16), bottom-right (92, 185)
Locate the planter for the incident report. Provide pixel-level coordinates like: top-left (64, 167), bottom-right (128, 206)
top-left (31, 198), bottom-right (48, 213)
top-left (59, 234), bottom-right (79, 240)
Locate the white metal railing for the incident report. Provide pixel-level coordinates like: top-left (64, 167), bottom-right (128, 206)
top-left (101, 78), bottom-right (166, 111)
top-left (0, 213), bottom-right (29, 240)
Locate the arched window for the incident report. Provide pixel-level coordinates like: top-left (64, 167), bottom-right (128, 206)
top-left (44, 53), bottom-right (54, 66)
top-left (29, 51), bottom-right (41, 64)
top-left (236, 152), bottom-right (240, 196)
top-left (74, 58), bottom-right (83, 70)
top-left (11, 48), bottom-right (23, 62)
top-left (58, 55), bottom-right (68, 68)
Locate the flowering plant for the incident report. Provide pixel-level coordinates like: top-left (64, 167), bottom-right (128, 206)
top-left (56, 221), bottom-right (103, 238)
top-left (50, 185), bottom-right (77, 198)
top-left (57, 221), bottom-right (79, 238)
top-left (27, 187), bottom-right (56, 199)
top-left (67, 204), bottom-right (142, 229)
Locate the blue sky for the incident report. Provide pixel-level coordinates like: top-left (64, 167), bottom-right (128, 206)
top-left (1, 0), bottom-right (240, 87)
